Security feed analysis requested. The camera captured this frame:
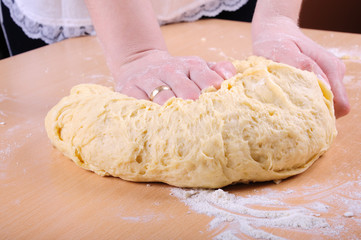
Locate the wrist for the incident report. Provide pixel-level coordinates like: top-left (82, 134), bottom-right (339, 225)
top-left (252, 15), bottom-right (298, 38)
top-left (253, 0), bottom-right (302, 22)
top-left (108, 49), bottom-right (170, 80)
top-left (252, 0), bottom-right (302, 36)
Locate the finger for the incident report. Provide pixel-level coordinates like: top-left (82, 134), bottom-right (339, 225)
top-left (151, 88), bottom-right (175, 105)
top-left (163, 74), bottom-right (202, 100)
top-left (189, 63), bottom-right (224, 90)
top-left (333, 91), bottom-right (351, 118)
top-left (207, 61), bottom-right (216, 69)
top-left (133, 76), bottom-right (176, 104)
top-left (180, 56), bottom-right (224, 90)
top-left (208, 61), bottom-right (237, 80)
top-left (117, 84), bottom-right (148, 100)
top-left (270, 43), bottom-right (333, 88)
top-left (272, 42), bottom-right (350, 118)
top-left (298, 43), bottom-right (350, 117)
top-left (289, 54), bottom-right (330, 88)
top-left (266, 43), bottom-right (332, 95)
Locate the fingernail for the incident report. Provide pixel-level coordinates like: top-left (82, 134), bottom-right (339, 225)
top-left (317, 74), bottom-right (331, 89)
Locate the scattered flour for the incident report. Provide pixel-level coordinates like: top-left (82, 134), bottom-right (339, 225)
top-left (207, 47), bottom-right (234, 61)
top-left (327, 46), bottom-right (361, 60)
top-left (343, 212), bottom-right (354, 218)
top-left (171, 175), bottom-right (361, 239)
top-left (120, 215), bottom-right (155, 223)
top-left (214, 230), bottom-right (240, 240)
top-left (306, 202), bottom-right (330, 213)
top-left (171, 188), bottom-right (330, 239)
top-left (0, 92), bottom-right (10, 103)
top-left (343, 75), bottom-right (355, 85)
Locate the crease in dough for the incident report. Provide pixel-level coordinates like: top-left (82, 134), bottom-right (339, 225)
top-left (45, 56), bottom-right (337, 188)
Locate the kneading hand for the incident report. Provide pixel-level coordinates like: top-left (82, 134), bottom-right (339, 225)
top-left (113, 50), bottom-right (236, 105)
top-left (252, 15), bottom-right (350, 118)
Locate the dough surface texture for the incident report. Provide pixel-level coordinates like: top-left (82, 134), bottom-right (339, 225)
top-left (45, 57), bottom-right (337, 188)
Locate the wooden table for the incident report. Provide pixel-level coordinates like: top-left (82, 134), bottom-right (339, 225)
top-left (1, 20), bottom-right (361, 239)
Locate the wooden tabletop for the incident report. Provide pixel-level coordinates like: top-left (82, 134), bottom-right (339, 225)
top-left (1, 19), bottom-right (361, 239)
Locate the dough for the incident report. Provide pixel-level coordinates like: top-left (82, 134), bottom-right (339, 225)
top-left (45, 56), bottom-right (337, 188)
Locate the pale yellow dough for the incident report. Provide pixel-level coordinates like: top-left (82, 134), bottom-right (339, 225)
top-left (45, 56), bottom-right (337, 188)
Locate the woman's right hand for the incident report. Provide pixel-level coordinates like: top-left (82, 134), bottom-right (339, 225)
top-left (85, 0), bottom-right (236, 104)
top-left (113, 49), bottom-right (236, 104)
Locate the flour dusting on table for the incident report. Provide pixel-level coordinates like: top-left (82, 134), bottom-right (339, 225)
top-left (171, 188), bottom-right (330, 239)
top-left (171, 177), bottom-right (361, 239)
top-left (327, 46), bottom-right (361, 61)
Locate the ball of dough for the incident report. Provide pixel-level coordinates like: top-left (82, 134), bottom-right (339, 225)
top-left (45, 56), bottom-right (337, 188)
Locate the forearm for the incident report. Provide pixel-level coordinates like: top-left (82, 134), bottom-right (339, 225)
top-left (252, 0), bottom-right (303, 35)
top-left (253, 0), bottom-right (302, 22)
top-left (84, 0), bottom-right (167, 71)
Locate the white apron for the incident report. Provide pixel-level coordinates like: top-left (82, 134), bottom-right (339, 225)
top-left (2, 0), bottom-right (248, 43)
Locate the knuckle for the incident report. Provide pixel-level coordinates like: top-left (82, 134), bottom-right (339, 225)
top-left (115, 81), bottom-right (132, 92)
top-left (214, 62), bottom-right (236, 74)
top-left (297, 58), bottom-right (313, 70)
top-left (326, 54), bottom-right (346, 78)
top-left (186, 56), bottom-right (205, 66)
top-left (162, 64), bottom-right (175, 73)
top-left (222, 61), bottom-right (236, 69)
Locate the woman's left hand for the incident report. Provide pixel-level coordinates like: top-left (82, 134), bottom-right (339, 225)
top-left (252, 15), bottom-right (350, 118)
